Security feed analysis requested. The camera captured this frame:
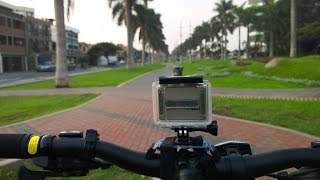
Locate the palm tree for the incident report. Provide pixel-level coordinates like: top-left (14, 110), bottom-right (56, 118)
top-left (290, 0), bottom-right (297, 57)
top-left (109, 0), bottom-right (151, 69)
top-left (234, 3), bottom-right (246, 60)
top-left (54, 0), bottom-right (71, 87)
top-left (261, 0), bottom-right (278, 57)
top-left (133, 5), bottom-right (160, 65)
top-left (214, 0), bottom-right (236, 60)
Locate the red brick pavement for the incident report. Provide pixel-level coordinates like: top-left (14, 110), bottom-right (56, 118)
top-left (0, 88), bottom-right (316, 152)
top-left (0, 67), bottom-right (318, 179)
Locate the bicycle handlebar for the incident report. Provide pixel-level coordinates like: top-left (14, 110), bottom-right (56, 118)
top-left (0, 134), bottom-right (319, 179)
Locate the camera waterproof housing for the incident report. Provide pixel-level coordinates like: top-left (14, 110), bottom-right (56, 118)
top-left (152, 75), bottom-right (212, 129)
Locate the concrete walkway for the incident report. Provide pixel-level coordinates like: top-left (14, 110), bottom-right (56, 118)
top-left (0, 65), bottom-right (318, 179)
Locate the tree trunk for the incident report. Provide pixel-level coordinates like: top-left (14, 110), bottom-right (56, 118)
top-left (148, 46), bottom-right (151, 64)
top-left (141, 28), bottom-right (145, 66)
top-left (54, 0), bottom-right (68, 88)
top-left (220, 38), bottom-right (223, 60)
top-left (224, 34), bottom-right (227, 60)
top-left (151, 49), bottom-right (154, 64)
top-left (290, 0), bottom-right (297, 57)
top-left (125, 0), bottom-right (133, 69)
top-left (204, 40), bottom-right (207, 58)
top-left (142, 40), bottom-right (146, 66)
top-left (269, 31), bottom-right (274, 57)
top-left (246, 25), bottom-right (250, 59)
top-left (238, 25), bottom-right (241, 60)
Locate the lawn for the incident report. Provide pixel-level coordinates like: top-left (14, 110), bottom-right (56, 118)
top-left (249, 56), bottom-right (320, 80)
top-left (0, 94), bottom-right (98, 126)
top-left (181, 56), bottom-right (320, 89)
top-left (1, 64), bottom-right (165, 90)
top-left (213, 96), bottom-right (320, 137)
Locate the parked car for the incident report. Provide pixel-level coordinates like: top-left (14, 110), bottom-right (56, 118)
top-left (119, 59), bottom-right (126, 65)
top-left (36, 61), bottom-right (56, 72)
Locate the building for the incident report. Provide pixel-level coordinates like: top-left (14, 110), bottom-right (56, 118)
top-left (79, 42), bottom-right (92, 54)
top-left (0, 1), bottom-right (34, 17)
top-left (51, 25), bottom-right (80, 63)
top-left (0, 4), bottom-right (26, 73)
top-left (25, 16), bottom-right (53, 69)
top-left (0, 0), bottom-right (53, 72)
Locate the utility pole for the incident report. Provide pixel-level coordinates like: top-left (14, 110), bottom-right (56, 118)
top-left (189, 21), bottom-right (192, 63)
top-left (179, 22), bottom-right (183, 64)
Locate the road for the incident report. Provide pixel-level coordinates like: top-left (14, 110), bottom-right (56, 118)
top-left (0, 67), bottom-right (110, 88)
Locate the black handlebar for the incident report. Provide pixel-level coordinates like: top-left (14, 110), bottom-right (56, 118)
top-left (0, 134), bottom-right (31, 158)
top-left (0, 134), bottom-right (319, 179)
top-left (215, 148), bottom-right (320, 179)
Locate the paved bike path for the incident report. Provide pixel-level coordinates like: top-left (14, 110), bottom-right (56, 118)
top-left (0, 66), bottom-right (317, 152)
top-left (0, 66), bottom-right (318, 179)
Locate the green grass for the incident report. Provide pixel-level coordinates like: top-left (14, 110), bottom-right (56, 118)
top-left (0, 94), bottom-right (98, 126)
top-left (249, 56), bottom-right (320, 80)
top-left (0, 160), bottom-right (147, 180)
top-left (181, 56), bottom-right (320, 89)
top-left (49, 167), bottom-right (149, 180)
top-left (213, 96), bottom-right (320, 137)
top-left (1, 64), bottom-right (165, 90)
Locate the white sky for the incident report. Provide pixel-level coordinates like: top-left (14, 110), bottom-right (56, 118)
top-left (3, 0), bottom-right (248, 52)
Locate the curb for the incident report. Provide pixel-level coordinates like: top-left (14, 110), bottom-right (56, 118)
top-left (0, 68), bottom-right (110, 89)
top-left (117, 67), bottom-right (166, 87)
top-left (213, 94), bottom-right (320, 101)
top-left (213, 114), bottom-right (320, 141)
top-left (0, 159), bottom-right (21, 167)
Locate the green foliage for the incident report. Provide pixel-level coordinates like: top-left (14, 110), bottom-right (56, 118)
top-left (87, 42), bottom-right (119, 58)
top-left (213, 96), bottom-right (320, 137)
top-left (172, 0), bottom-right (320, 58)
top-left (0, 94), bottom-right (97, 126)
top-left (133, 4), bottom-right (168, 55)
top-left (1, 64), bottom-right (165, 90)
top-left (0, 160), bottom-right (147, 180)
top-left (297, 22), bottom-right (320, 54)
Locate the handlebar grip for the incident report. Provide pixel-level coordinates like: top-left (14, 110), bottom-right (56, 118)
top-left (0, 134), bottom-right (33, 158)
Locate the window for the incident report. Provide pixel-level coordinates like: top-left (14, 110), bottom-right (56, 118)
top-left (0, 16), bottom-right (5, 26)
top-left (0, 35), bottom-right (6, 45)
top-left (8, 36), bottom-right (12, 45)
top-left (7, 18), bottom-right (12, 27)
top-left (73, 33), bottom-right (78, 39)
top-left (14, 37), bottom-right (25, 46)
top-left (26, 12), bottom-right (33, 17)
top-left (67, 44), bottom-right (73, 50)
top-left (67, 44), bottom-right (79, 50)
top-left (67, 32), bottom-right (73, 38)
top-left (13, 20), bottom-right (25, 30)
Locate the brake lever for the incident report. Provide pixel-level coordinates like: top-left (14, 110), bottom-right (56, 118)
top-left (145, 139), bottom-right (165, 160)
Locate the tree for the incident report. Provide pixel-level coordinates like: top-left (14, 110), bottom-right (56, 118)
top-left (133, 5), bottom-right (161, 65)
top-left (109, 0), bottom-right (151, 69)
top-left (87, 42), bottom-right (119, 64)
top-left (234, 3), bottom-right (246, 59)
top-left (290, 0), bottom-right (297, 57)
top-left (214, 0), bottom-right (236, 60)
top-left (297, 22), bottom-right (320, 54)
top-left (54, 0), bottom-right (71, 88)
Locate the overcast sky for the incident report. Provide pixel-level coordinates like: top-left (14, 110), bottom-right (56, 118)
top-left (3, 0), bottom-right (247, 52)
